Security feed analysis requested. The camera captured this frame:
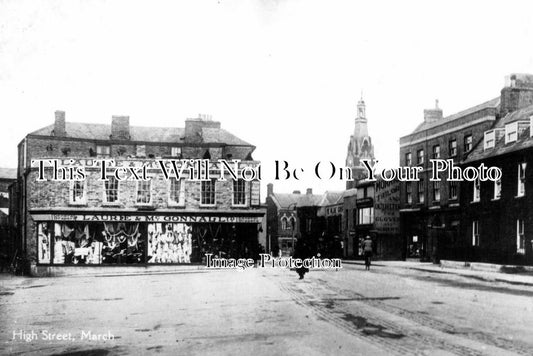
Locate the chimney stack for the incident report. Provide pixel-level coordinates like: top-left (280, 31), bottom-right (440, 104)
top-left (292, 190), bottom-right (301, 194)
top-left (306, 188), bottom-right (313, 195)
top-left (423, 99), bottom-right (443, 123)
top-left (267, 183), bottom-right (274, 197)
top-left (500, 74), bottom-right (533, 116)
top-left (184, 115), bottom-right (221, 143)
top-left (111, 116), bottom-right (130, 140)
top-left (54, 111), bottom-right (66, 137)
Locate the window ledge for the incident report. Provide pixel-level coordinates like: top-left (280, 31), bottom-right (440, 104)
top-left (515, 195), bottom-right (525, 199)
top-left (471, 200), bottom-right (480, 204)
top-left (490, 198), bottom-right (501, 201)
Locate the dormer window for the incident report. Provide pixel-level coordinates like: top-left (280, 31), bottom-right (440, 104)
top-left (505, 122), bottom-right (518, 144)
top-left (136, 145), bottom-right (146, 157)
top-left (484, 130), bottom-right (495, 150)
top-left (171, 147), bottom-right (182, 157)
top-left (96, 145), bottom-right (111, 158)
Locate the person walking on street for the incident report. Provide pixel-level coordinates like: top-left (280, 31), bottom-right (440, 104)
top-left (293, 239), bottom-right (310, 279)
top-left (362, 235), bottom-right (373, 270)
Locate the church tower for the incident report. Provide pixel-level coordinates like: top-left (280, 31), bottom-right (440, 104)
top-left (345, 95), bottom-right (375, 189)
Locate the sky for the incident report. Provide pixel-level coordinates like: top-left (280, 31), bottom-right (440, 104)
top-left (1, 0), bottom-right (533, 198)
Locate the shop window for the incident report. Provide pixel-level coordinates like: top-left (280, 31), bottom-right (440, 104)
top-left (169, 178), bottom-right (183, 205)
top-left (136, 180), bottom-right (152, 204)
top-left (96, 145), bottom-right (111, 158)
top-left (103, 176), bottom-right (119, 203)
top-left (201, 179), bottom-right (216, 205)
top-left (449, 181), bottom-right (458, 200)
top-left (449, 139), bottom-right (457, 157)
top-left (464, 135), bottom-right (472, 152)
top-left (38, 222), bottom-right (52, 264)
top-left (517, 219), bottom-right (525, 254)
top-left (432, 145), bottom-right (440, 159)
top-left (433, 181), bottom-right (440, 202)
top-left (417, 149), bottom-right (424, 165)
top-left (473, 178), bottom-right (480, 202)
top-left (69, 180), bottom-right (86, 205)
top-left (418, 179), bottom-right (424, 203)
top-left (493, 178), bottom-right (501, 200)
top-left (472, 220), bottom-right (479, 246)
top-left (518, 162), bottom-right (526, 197)
top-left (147, 223), bottom-right (192, 263)
top-left (232, 179), bottom-right (246, 206)
top-left (405, 152), bottom-right (412, 166)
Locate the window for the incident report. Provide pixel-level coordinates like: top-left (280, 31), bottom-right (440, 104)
top-left (405, 152), bottom-right (412, 166)
top-left (464, 135), bottom-right (472, 152)
top-left (406, 182), bottom-right (412, 204)
top-left (433, 180), bottom-right (440, 201)
top-left (517, 219), bottom-right (525, 254)
top-left (417, 149), bottom-right (424, 165)
top-left (473, 178), bottom-right (480, 202)
top-left (449, 139), bottom-right (457, 157)
top-left (169, 178), bottom-right (182, 205)
top-left (418, 179), bottom-right (424, 203)
top-left (484, 130), bottom-right (495, 150)
top-left (136, 145), bottom-right (146, 157)
top-left (281, 216), bottom-right (289, 230)
top-left (201, 179), bottom-right (216, 205)
top-left (289, 216), bottom-right (296, 230)
top-left (357, 207), bottom-right (374, 225)
top-left (505, 122), bottom-right (518, 144)
top-left (70, 180), bottom-right (86, 204)
top-left (472, 220), bottom-right (479, 246)
top-left (136, 180), bottom-right (151, 204)
top-left (96, 145), bottom-right (111, 157)
top-left (171, 147), bottom-right (182, 157)
top-left (449, 181), bottom-right (458, 200)
top-left (233, 179), bottom-right (246, 206)
top-left (432, 145), bottom-right (440, 159)
top-left (493, 178), bottom-right (501, 200)
top-left (518, 162), bottom-right (526, 197)
top-left (104, 176), bottom-right (119, 203)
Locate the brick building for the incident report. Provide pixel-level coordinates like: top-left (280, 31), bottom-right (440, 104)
top-left (0, 168), bottom-right (16, 266)
top-left (14, 112), bottom-right (265, 275)
top-left (399, 98), bottom-right (500, 261)
top-left (458, 74), bottom-right (533, 265)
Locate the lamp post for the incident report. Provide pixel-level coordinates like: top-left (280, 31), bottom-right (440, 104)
top-left (287, 202), bottom-right (297, 255)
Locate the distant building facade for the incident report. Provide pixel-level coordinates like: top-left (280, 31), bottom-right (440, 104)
top-left (0, 168), bottom-right (16, 265)
top-left (14, 112), bottom-right (265, 275)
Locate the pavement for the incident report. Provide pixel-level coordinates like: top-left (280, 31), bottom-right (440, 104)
top-left (1, 261), bottom-right (532, 355)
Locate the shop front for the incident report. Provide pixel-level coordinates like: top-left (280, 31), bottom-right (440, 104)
top-left (31, 210), bottom-right (264, 275)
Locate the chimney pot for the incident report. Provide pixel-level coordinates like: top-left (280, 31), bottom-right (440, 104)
top-left (306, 188), bottom-right (313, 195)
top-left (111, 116), bottom-right (130, 140)
top-left (267, 183), bottom-right (274, 196)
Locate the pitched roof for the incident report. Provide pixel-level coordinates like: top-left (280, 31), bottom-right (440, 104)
top-left (465, 104), bottom-right (533, 163)
top-left (29, 122), bottom-right (252, 146)
top-left (319, 191), bottom-right (345, 206)
top-left (408, 97), bottom-right (500, 134)
top-left (0, 168), bottom-right (16, 179)
top-left (271, 192), bottom-right (324, 209)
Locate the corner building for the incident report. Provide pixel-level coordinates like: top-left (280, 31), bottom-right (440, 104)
top-left (14, 112), bottom-right (264, 276)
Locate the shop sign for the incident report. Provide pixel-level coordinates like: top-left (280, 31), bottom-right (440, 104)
top-left (32, 213), bottom-right (262, 224)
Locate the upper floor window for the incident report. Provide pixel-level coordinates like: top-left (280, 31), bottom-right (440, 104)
top-left (201, 179), bottom-right (216, 205)
top-left (493, 178), bottom-right (501, 200)
top-left (136, 145), bottom-right (146, 158)
top-left (449, 181), bottom-right (458, 200)
top-left (518, 162), bottom-right (526, 197)
top-left (103, 176), bottom-right (119, 203)
top-left (171, 147), bottom-right (182, 157)
top-left (289, 216), bottom-right (296, 230)
top-left (418, 179), bottom-right (425, 204)
top-left (417, 149), bottom-right (424, 165)
top-left (464, 135), bottom-right (472, 152)
top-left (473, 178), bottom-right (480, 202)
top-left (70, 180), bottom-right (86, 205)
top-left (357, 207), bottom-right (374, 225)
top-left (517, 219), bottom-right (525, 254)
top-left (406, 182), bottom-right (413, 204)
top-left (505, 122), bottom-right (518, 144)
top-left (472, 220), bottom-right (480, 246)
top-left (449, 139), bottom-right (457, 157)
top-left (136, 180), bottom-right (151, 204)
top-left (405, 152), bottom-right (412, 166)
top-left (169, 178), bottom-right (183, 205)
top-left (484, 130), bottom-right (495, 150)
top-left (96, 145), bottom-right (111, 157)
top-left (233, 179), bottom-right (246, 206)
top-left (432, 145), bottom-right (440, 159)
top-left (281, 216), bottom-right (289, 230)
top-left (433, 180), bottom-right (440, 202)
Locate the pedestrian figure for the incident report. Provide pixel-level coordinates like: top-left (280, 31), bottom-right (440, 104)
top-left (362, 235), bottom-right (373, 270)
top-left (293, 239), bottom-right (310, 279)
